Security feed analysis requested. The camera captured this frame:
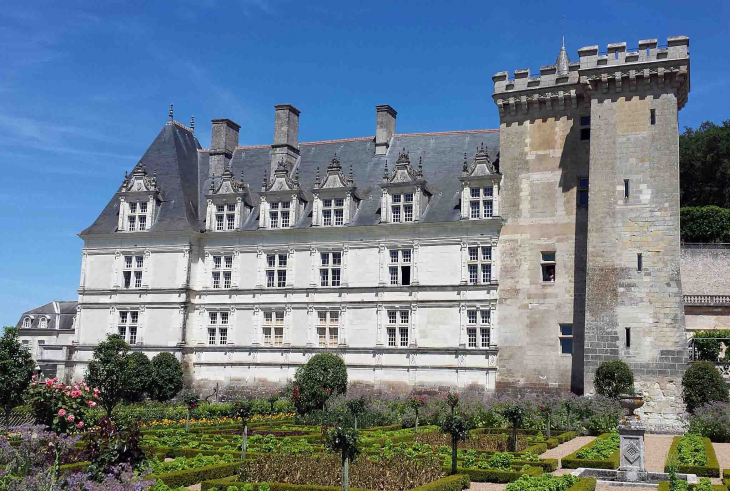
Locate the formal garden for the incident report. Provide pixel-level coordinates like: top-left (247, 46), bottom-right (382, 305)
top-left (2, 328), bottom-right (730, 491)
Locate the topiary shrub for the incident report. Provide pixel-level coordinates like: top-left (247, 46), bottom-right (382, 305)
top-left (149, 352), bottom-right (184, 402)
top-left (682, 361), bottom-right (729, 413)
top-left (123, 351), bottom-right (152, 402)
top-left (292, 353), bottom-right (347, 415)
top-left (594, 360), bottom-right (634, 399)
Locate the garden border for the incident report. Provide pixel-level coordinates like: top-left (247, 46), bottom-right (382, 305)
top-left (663, 436), bottom-right (720, 477)
top-left (200, 473), bottom-right (471, 491)
top-left (561, 433), bottom-right (619, 470)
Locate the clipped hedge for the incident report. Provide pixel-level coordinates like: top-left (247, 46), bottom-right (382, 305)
top-left (525, 442), bottom-right (548, 455)
top-left (512, 458), bottom-right (558, 472)
top-left (150, 460), bottom-right (241, 488)
top-left (202, 474), bottom-right (471, 491)
top-left (561, 434), bottom-right (619, 470)
top-left (657, 483), bottom-right (728, 491)
top-left (567, 478), bottom-right (597, 491)
top-left (445, 463), bottom-right (542, 483)
top-left (58, 461), bottom-right (91, 475)
top-left (664, 436), bottom-right (720, 477)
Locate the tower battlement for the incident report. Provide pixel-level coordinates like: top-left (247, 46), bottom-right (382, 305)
top-left (492, 36), bottom-right (690, 114)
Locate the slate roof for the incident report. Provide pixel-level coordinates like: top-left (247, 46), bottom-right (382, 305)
top-left (16, 301), bottom-right (78, 330)
top-left (81, 122), bottom-right (500, 235)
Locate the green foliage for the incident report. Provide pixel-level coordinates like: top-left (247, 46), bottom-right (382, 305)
top-left (562, 434), bottom-right (620, 469)
top-left (439, 414), bottom-right (471, 443)
top-left (505, 473), bottom-right (579, 491)
top-left (152, 460), bottom-right (241, 488)
top-left (84, 415), bottom-right (147, 480)
top-left (149, 352), bottom-right (185, 402)
top-left (679, 121), bottom-right (730, 208)
top-left (575, 434), bottom-right (619, 460)
top-left (0, 327), bottom-right (35, 430)
top-left (146, 453), bottom-right (234, 474)
top-left (680, 207), bottom-right (730, 243)
top-left (667, 458), bottom-right (688, 491)
top-left (324, 425), bottom-right (360, 461)
top-left (593, 361), bottom-right (634, 399)
top-left (123, 351), bottom-right (153, 403)
top-left (231, 399), bottom-right (254, 423)
top-left (665, 436), bottom-right (720, 477)
top-left (85, 334), bottom-right (132, 416)
top-left (26, 377), bottom-right (98, 433)
top-left (688, 402), bottom-right (730, 442)
top-left (292, 353), bottom-right (348, 415)
top-left (682, 361), bottom-right (729, 413)
top-left (487, 452), bottom-right (514, 471)
top-left (676, 435), bottom-right (707, 467)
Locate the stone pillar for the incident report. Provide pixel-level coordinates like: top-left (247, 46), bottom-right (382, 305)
top-left (618, 418), bottom-right (647, 482)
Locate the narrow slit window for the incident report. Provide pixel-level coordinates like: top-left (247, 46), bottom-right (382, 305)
top-left (637, 253), bottom-right (643, 272)
top-left (624, 179), bottom-right (630, 199)
top-left (650, 109), bottom-right (656, 125)
top-left (625, 327), bottom-right (631, 348)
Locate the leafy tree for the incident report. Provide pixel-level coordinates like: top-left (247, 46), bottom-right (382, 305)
top-left (0, 327), bottom-right (35, 433)
top-left (325, 425), bottom-right (360, 491)
top-left (231, 399), bottom-right (254, 460)
top-left (500, 402), bottom-right (529, 452)
top-left (85, 334), bottom-right (131, 416)
top-left (682, 361), bottom-right (729, 413)
top-left (439, 413), bottom-right (471, 475)
top-left (679, 121), bottom-right (730, 208)
top-left (594, 360), bottom-right (634, 399)
top-left (122, 351), bottom-right (152, 403)
top-left (148, 352), bottom-right (184, 402)
top-left (345, 397), bottom-right (367, 431)
top-left (407, 395), bottom-right (426, 433)
top-left (292, 353), bottom-right (348, 414)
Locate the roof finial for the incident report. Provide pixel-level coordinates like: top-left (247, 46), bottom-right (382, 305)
top-left (168, 103), bottom-right (174, 123)
top-left (383, 160), bottom-right (389, 181)
top-left (315, 166), bottom-right (320, 186)
top-left (262, 169), bottom-right (268, 191)
top-left (418, 155), bottom-right (423, 174)
top-left (349, 164), bottom-right (353, 183)
top-left (462, 153), bottom-right (468, 174)
top-left (562, 35), bottom-right (565, 49)
top-left (556, 36), bottom-right (570, 76)
top-left (190, 115), bottom-right (195, 134)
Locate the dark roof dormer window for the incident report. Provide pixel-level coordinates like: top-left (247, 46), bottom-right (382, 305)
top-left (117, 162), bottom-right (162, 232)
top-left (380, 150), bottom-right (432, 224)
top-left (259, 159), bottom-right (308, 230)
top-left (205, 165), bottom-right (252, 232)
top-left (459, 144), bottom-right (502, 220)
top-left (312, 155), bottom-right (363, 227)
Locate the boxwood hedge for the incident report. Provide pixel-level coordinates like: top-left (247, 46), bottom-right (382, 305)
top-left (561, 434), bottom-right (619, 470)
top-left (664, 436), bottom-right (720, 477)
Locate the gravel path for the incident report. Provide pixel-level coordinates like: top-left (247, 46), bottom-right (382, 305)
top-left (644, 434), bottom-right (675, 473)
top-left (714, 442), bottom-right (730, 476)
top-left (470, 483), bottom-right (507, 491)
top-left (542, 436), bottom-right (596, 469)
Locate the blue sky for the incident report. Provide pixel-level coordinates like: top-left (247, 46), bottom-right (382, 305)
top-left (1, 0), bottom-right (728, 326)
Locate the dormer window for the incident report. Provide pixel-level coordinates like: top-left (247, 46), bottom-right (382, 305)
top-left (269, 201), bottom-right (290, 229)
top-left (39, 317), bottom-right (47, 329)
top-left (118, 162), bottom-right (161, 232)
top-left (127, 201), bottom-right (148, 231)
top-left (260, 160), bottom-right (307, 230)
top-left (313, 156), bottom-right (361, 227)
top-left (22, 317), bottom-right (31, 329)
top-left (381, 151), bottom-right (431, 224)
top-left (460, 144), bottom-right (501, 220)
top-left (206, 166), bottom-right (250, 232)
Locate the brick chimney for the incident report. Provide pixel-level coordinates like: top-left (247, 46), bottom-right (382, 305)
top-left (271, 104), bottom-right (300, 176)
top-left (209, 118), bottom-right (240, 177)
top-left (375, 105), bottom-right (397, 155)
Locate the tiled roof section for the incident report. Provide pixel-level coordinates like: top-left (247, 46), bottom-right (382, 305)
top-left (16, 301), bottom-right (78, 330)
top-left (223, 129), bottom-right (500, 230)
top-left (80, 123), bottom-right (202, 235)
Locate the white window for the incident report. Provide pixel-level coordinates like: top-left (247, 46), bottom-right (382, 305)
top-left (122, 255), bottom-right (144, 289)
top-left (317, 311), bottom-right (339, 347)
top-left (389, 249), bottom-right (412, 286)
top-left (467, 246), bottom-right (492, 285)
top-left (127, 201), bottom-right (149, 231)
top-left (263, 311), bottom-right (284, 346)
top-left (22, 317), bottom-right (31, 329)
top-left (22, 340), bottom-right (29, 350)
top-left (391, 193), bottom-right (414, 223)
top-left (320, 252), bottom-right (342, 287)
top-left (467, 309), bottom-right (491, 348)
top-left (37, 340), bottom-right (45, 356)
top-left (559, 324), bottom-right (573, 355)
top-left (207, 312), bottom-right (229, 345)
top-left (541, 251), bottom-right (556, 282)
top-left (322, 198), bottom-right (345, 226)
top-left (266, 253), bottom-right (288, 288)
top-left (269, 201), bottom-right (291, 229)
top-left (386, 309), bottom-right (409, 347)
top-left (468, 186), bottom-right (494, 219)
top-left (212, 255), bottom-right (233, 289)
top-left (118, 311), bottom-right (138, 344)
top-left (214, 204), bottom-right (237, 231)
top-left (39, 317), bottom-right (47, 329)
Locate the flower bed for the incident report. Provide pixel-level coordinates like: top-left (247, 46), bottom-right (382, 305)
top-left (447, 463), bottom-right (542, 483)
top-left (149, 460), bottom-right (242, 488)
top-left (505, 474), bottom-right (595, 491)
top-left (201, 474), bottom-right (471, 491)
top-left (657, 482), bottom-right (728, 491)
top-left (664, 436), bottom-right (720, 477)
top-left (561, 434), bottom-right (620, 470)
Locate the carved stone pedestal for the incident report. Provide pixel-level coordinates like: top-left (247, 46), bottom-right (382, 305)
top-left (618, 417), bottom-right (647, 482)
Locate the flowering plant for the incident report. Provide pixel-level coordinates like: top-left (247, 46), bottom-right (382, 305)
top-left (26, 375), bottom-right (98, 434)
top-left (183, 392), bottom-right (199, 410)
top-left (407, 395), bottom-right (426, 411)
top-left (445, 392), bottom-right (460, 409)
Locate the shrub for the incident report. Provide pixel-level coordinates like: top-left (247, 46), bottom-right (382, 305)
top-left (0, 327), bottom-right (35, 432)
top-left (292, 353), bottom-right (348, 415)
top-left (682, 361), bottom-right (729, 413)
top-left (440, 413), bottom-right (472, 475)
top-left (579, 396), bottom-right (622, 435)
top-left (85, 334), bottom-right (132, 416)
top-left (83, 416), bottom-right (147, 480)
top-left (488, 452), bottom-right (514, 471)
top-left (594, 361), bottom-right (634, 399)
top-left (676, 435), bottom-right (707, 466)
top-left (149, 352), bottom-right (184, 402)
top-left (688, 402), bottom-right (730, 442)
top-left (681, 206), bottom-right (730, 243)
top-left (26, 377), bottom-right (99, 434)
top-left (124, 351), bottom-right (153, 403)
top-left (505, 473), bottom-right (579, 491)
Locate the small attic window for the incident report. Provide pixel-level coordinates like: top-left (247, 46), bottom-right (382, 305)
top-left (39, 317), bottom-right (47, 329)
top-left (23, 317), bottom-right (31, 329)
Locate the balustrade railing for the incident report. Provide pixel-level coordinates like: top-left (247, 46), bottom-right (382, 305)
top-left (683, 295), bottom-right (730, 306)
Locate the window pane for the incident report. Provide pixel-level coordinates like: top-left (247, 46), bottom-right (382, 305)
top-left (219, 328), bottom-right (228, 344)
top-left (208, 328), bottom-right (216, 345)
top-left (329, 327), bottom-right (338, 346)
top-left (263, 327), bottom-right (272, 344)
top-left (482, 264), bottom-right (491, 283)
top-left (560, 338), bottom-right (573, 354)
top-left (227, 204), bottom-right (235, 212)
top-left (323, 199), bottom-right (332, 208)
top-left (560, 324), bottom-right (573, 336)
top-left (221, 312), bottom-right (229, 325)
top-left (118, 326), bottom-right (126, 340)
top-left (388, 328), bottom-right (396, 346)
top-left (483, 186), bottom-right (493, 197)
top-left (332, 253), bottom-right (341, 265)
top-left (470, 188), bottom-right (480, 198)
top-left (578, 190), bottom-right (589, 206)
top-left (278, 254), bottom-right (287, 267)
top-left (468, 328), bottom-right (477, 348)
top-left (482, 246), bottom-right (492, 261)
top-left (330, 311), bottom-right (339, 324)
top-left (138, 216), bottom-right (146, 230)
top-left (331, 268), bottom-right (341, 286)
top-left (391, 206), bottom-right (401, 222)
top-left (470, 201), bottom-right (480, 218)
top-left (320, 269), bottom-right (329, 286)
top-left (267, 255), bottom-right (275, 267)
top-left (225, 256), bottom-right (233, 269)
top-left (388, 311), bottom-right (397, 324)
top-left (129, 326), bottom-right (137, 344)
top-left (390, 251), bottom-right (399, 263)
top-left (125, 256), bottom-right (133, 268)
top-left (541, 252), bottom-right (556, 262)
top-left (318, 327), bottom-right (327, 346)
top-left (209, 312), bottom-right (217, 324)
top-left (481, 310), bottom-right (491, 324)
top-left (277, 270), bottom-right (287, 287)
top-left (130, 311), bottom-right (138, 324)
top-left (120, 311), bottom-right (128, 324)
top-left (323, 210), bottom-right (332, 226)
top-left (214, 256), bottom-right (222, 269)
top-left (128, 216), bottom-right (136, 231)
top-left (136, 256), bottom-right (144, 268)
top-left (390, 267), bottom-right (398, 285)
top-left (399, 327), bottom-right (409, 347)
top-left (281, 211), bottom-right (290, 228)
top-left (223, 272), bottom-right (231, 288)
top-left (318, 311), bottom-right (327, 324)
top-left (264, 312), bottom-right (272, 324)
top-left (266, 271), bottom-right (275, 287)
top-left (402, 250), bottom-right (411, 263)
top-left (130, 202), bottom-right (137, 213)
top-left (281, 201), bottom-right (290, 209)
top-left (270, 202), bottom-right (279, 209)
top-left (580, 116), bottom-right (591, 126)
top-left (270, 212), bottom-right (278, 228)
top-left (335, 198), bottom-right (344, 207)
top-left (216, 204), bottom-right (225, 213)
top-left (468, 265), bottom-right (478, 284)
top-left (334, 209), bottom-right (344, 225)
top-left (481, 328), bottom-right (490, 347)
top-left (227, 214), bottom-right (235, 229)
top-left (468, 247), bottom-right (478, 261)
top-left (404, 205), bottom-right (413, 222)
top-left (212, 272), bottom-right (220, 288)
top-left (404, 193), bottom-right (413, 202)
top-left (467, 310), bottom-right (477, 324)
top-left (216, 215), bottom-right (224, 230)
top-left (134, 271), bottom-right (142, 288)
top-left (392, 194), bottom-right (401, 203)
top-left (275, 312), bottom-right (284, 324)
top-left (483, 200), bottom-right (493, 218)
top-left (400, 311), bottom-right (409, 324)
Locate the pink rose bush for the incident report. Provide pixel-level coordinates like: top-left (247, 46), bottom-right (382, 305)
top-left (27, 376), bottom-right (99, 434)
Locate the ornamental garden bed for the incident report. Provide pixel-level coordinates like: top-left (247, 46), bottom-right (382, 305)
top-left (561, 433), bottom-right (620, 469)
top-left (504, 474), bottom-right (596, 491)
top-left (664, 435), bottom-right (720, 477)
top-left (657, 483), bottom-right (728, 491)
top-left (201, 474), bottom-right (471, 491)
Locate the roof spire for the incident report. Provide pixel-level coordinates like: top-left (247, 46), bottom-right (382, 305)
top-left (190, 115), bottom-right (195, 135)
top-left (555, 37), bottom-right (570, 76)
top-left (168, 103), bottom-right (174, 124)
top-left (383, 160), bottom-right (389, 181)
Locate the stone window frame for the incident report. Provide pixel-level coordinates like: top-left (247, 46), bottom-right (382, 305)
top-left (317, 310), bottom-right (340, 347)
top-left (268, 200), bottom-right (292, 229)
top-left (466, 309), bottom-right (491, 348)
top-left (468, 185), bottom-right (495, 219)
top-left (467, 245), bottom-right (493, 285)
top-left (262, 310), bottom-right (285, 346)
top-left (207, 310), bottom-right (231, 346)
top-left (122, 254), bottom-right (145, 290)
top-left (125, 200), bottom-right (150, 232)
top-left (39, 317), bottom-right (48, 329)
top-left (118, 309), bottom-right (139, 345)
top-left (265, 253), bottom-right (288, 289)
top-left (381, 186), bottom-right (423, 225)
top-left (386, 309), bottom-right (410, 347)
top-left (559, 323), bottom-right (573, 355)
top-left (577, 177), bottom-right (589, 207)
top-left (541, 251), bottom-right (556, 283)
top-left (319, 251), bottom-right (342, 287)
top-left (211, 254), bottom-right (233, 290)
top-left (388, 248), bottom-right (412, 286)
top-left (22, 317), bottom-right (31, 329)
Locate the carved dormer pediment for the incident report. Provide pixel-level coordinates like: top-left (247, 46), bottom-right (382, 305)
top-left (459, 144), bottom-right (501, 220)
top-left (259, 159), bottom-right (307, 229)
top-left (312, 155), bottom-right (361, 227)
top-left (263, 159), bottom-right (301, 193)
top-left (117, 162), bottom-right (162, 232)
top-left (462, 143), bottom-right (499, 178)
top-left (380, 150), bottom-right (431, 224)
top-left (209, 166), bottom-right (246, 196)
top-left (315, 155), bottom-right (354, 190)
top-left (205, 165), bottom-right (251, 232)
top-left (120, 162), bottom-right (161, 194)
top-left (383, 150), bottom-right (425, 185)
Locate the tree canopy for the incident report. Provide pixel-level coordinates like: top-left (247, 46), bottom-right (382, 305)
top-left (680, 121), bottom-right (730, 208)
top-left (0, 327), bottom-right (35, 431)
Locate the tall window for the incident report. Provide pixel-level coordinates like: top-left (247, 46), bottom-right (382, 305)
top-left (118, 311), bottom-right (138, 344)
top-left (391, 193), bottom-right (414, 223)
top-left (467, 309), bottom-right (491, 348)
top-left (263, 312), bottom-right (284, 346)
top-left (469, 186), bottom-right (494, 219)
top-left (559, 324), bottom-right (573, 355)
top-left (39, 317), bottom-right (47, 329)
top-left (127, 201), bottom-right (148, 231)
top-left (215, 204), bottom-right (236, 231)
top-left (386, 310), bottom-right (409, 347)
top-left (22, 317), bottom-right (31, 329)
top-left (122, 255), bottom-right (144, 289)
top-left (212, 255), bottom-right (233, 289)
top-left (320, 252), bottom-right (342, 287)
top-left (389, 249), bottom-right (412, 286)
top-left (317, 311), bottom-right (339, 347)
top-left (580, 116), bottom-right (591, 141)
top-left (322, 198), bottom-right (344, 226)
top-left (577, 178), bottom-right (589, 207)
top-left (467, 246), bottom-right (492, 285)
top-left (207, 311), bottom-right (229, 345)
top-left (541, 252), bottom-right (556, 282)
top-left (269, 201), bottom-right (291, 228)
top-left (266, 254), bottom-right (287, 288)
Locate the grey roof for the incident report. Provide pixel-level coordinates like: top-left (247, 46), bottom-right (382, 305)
top-left (16, 301), bottom-right (78, 330)
top-left (82, 122), bottom-right (500, 235)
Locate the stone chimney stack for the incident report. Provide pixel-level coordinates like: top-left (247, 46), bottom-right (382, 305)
top-left (271, 104), bottom-right (300, 176)
top-left (375, 105), bottom-right (397, 155)
top-left (209, 118), bottom-right (240, 178)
